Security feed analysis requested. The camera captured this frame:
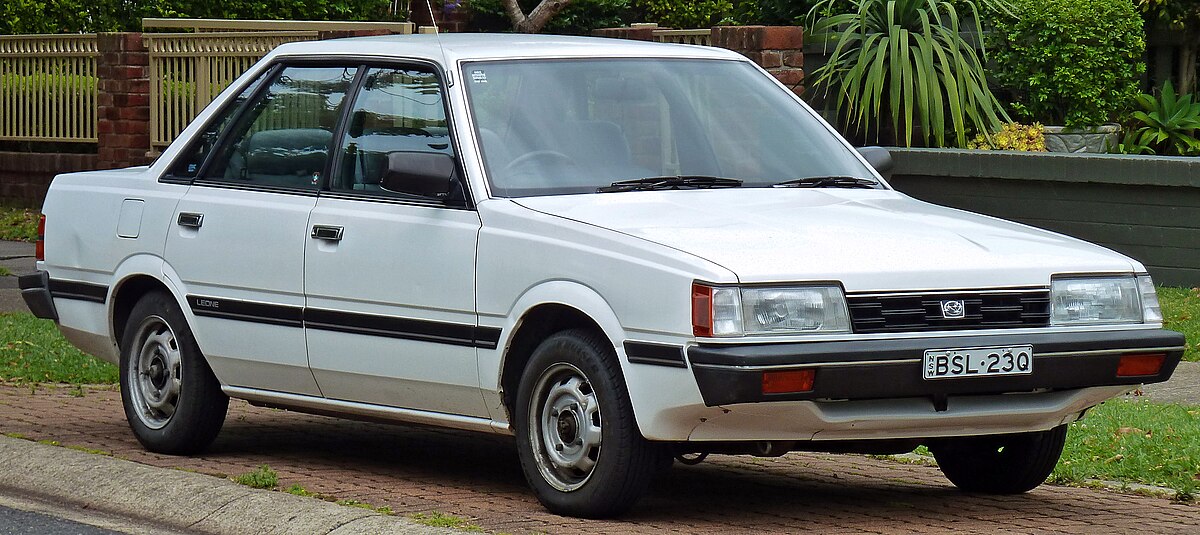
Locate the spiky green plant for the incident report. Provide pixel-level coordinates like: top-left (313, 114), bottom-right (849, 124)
top-left (1125, 80), bottom-right (1200, 156)
top-left (808, 0), bottom-right (1008, 147)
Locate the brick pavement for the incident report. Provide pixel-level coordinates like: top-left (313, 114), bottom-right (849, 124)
top-left (0, 384), bottom-right (1197, 534)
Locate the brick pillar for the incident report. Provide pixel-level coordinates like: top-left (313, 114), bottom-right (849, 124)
top-left (96, 33), bottom-right (152, 170)
top-left (711, 26), bottom-right (805, 96)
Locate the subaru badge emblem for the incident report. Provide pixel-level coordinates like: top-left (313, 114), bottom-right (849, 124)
top-left (941, 300), bottom-right (965, 319)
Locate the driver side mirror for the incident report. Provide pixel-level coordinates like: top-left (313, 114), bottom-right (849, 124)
top-left (856, 146), bottom-right (893, 174)
top-left (380, 151), bottom-right (456, 198)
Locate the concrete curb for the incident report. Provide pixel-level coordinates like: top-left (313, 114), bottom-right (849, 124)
top-left (0, 436), bottom-right (454, 535)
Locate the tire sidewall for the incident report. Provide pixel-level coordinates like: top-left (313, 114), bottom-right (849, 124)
top-left (514, 330), bottom-right (650, 516)
top-left (119, 291), bottom-right (226, 454)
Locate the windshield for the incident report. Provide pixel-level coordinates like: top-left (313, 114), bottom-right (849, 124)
top-left (462, 58), bottom-right (875, 197)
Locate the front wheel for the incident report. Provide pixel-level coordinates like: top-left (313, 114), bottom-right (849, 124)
top-left (931, 425), bottom-right (1068, 494)
top-left (119, 291), bottom-right (228, 454)
top-left (514, 329), bottom-right (669, 518)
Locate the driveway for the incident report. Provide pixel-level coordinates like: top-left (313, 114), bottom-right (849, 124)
top-left (0, 385), bottom-right (1196, 534)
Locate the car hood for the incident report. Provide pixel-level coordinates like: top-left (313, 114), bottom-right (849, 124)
top-left (512, 188), bottom-right (1139, 291)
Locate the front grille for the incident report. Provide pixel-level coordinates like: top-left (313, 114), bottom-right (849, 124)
top-left (847, 289), bottom-right (1051, 334)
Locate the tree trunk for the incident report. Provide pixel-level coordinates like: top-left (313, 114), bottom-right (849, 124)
top-left (503, 0), bottom-right (572, 33)
top-left (1178, 31), bottom-right (1198, 95)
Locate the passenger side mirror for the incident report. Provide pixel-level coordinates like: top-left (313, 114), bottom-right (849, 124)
top-left (856, 146), bottom-right (893, 174)
top-left (380, 151), bottom-right (456, 198)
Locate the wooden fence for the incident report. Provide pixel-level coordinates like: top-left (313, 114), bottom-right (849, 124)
top-left (145, 31), bottom-right (320, 148)
top-left (0, 34), bottom-right (99, 143)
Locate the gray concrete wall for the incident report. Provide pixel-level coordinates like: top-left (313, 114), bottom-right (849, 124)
top-left (888, 149), bottom-right (1200, 287)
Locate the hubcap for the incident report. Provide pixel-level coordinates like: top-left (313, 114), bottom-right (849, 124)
top-left (529, 363), bottom-right (602, 492)
top-left (126, 315), bottom-right (182, 430)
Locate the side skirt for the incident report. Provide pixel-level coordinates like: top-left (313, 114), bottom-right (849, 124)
top-left (221, 386), bottom-right (512, 435)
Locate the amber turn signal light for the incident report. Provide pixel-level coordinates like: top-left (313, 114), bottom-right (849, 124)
top-left (762, 369), bottom-right (815, 394)
top-left (1116, 353), bottom-right (1165, 377)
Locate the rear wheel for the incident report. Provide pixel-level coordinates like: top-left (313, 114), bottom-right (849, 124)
top-left (119, 291), bottom-right (228, 454)
top-left (514, 329), bottom-right (669, 518)
top-left (931, 425), bottom-right (1068, 494)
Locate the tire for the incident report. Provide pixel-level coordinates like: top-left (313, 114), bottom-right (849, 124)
top-left (119, 291), bottom-right (228, 455)
top-left (931, 425), bottom-right (1068, 494)
top-left (514, 329), bottom-right (669, 518)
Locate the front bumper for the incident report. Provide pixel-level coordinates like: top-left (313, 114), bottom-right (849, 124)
top-left (688, 329), bottom-right (1184, 406)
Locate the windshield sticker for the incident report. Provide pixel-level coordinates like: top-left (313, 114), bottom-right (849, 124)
top-left (471, 70), bottom-right (488, 83)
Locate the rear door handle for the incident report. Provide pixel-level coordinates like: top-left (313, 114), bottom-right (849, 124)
top-left (177, 212), bottom-right (203, 228)
top-left (311, 225), bottom-right (344, 241)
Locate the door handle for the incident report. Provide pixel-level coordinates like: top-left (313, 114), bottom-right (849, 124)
top-left (177, 212), bottom-right (204, 228)
top-left (311, 225), bottom-right (344, 241)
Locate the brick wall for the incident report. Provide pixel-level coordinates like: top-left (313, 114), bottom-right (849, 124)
top-left (711, 26), bottom-right (805, 95)
top-left (0, 152), bottom-right (99, 207)
top-left (96, 33), bottom-right (152, 170)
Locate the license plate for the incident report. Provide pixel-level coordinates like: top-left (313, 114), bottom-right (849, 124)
top-left (923, 345), bottom-right (1033, 380)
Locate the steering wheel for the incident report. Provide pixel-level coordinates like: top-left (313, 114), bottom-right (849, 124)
top-left (504, 150), bottom-right (576, 173)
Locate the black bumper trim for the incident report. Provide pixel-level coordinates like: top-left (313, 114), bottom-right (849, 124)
top-left (624, 341), bottom-right (687, 368)
top-left (688, 329), bottom-right (1185, 406)
top-left (46, 278), bottom-right (108, 304)
top-left (18, 271), bottom-right (58, 321)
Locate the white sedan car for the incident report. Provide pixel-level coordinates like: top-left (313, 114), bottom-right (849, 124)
top-left (21, 34), bottom-right (1184, 517)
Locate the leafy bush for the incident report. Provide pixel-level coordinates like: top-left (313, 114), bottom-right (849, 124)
top-left (807, 0), bottom-right (1006, 147)
top-left (1119, 80), bottom-right (1200, 156)
top-left (469, 0), bottom-right (630, 34)
top-left (0, 0), bottom-right (398, 34)
top-left (990, 0), bottom-right (1145, 127)
top-left (634, 0), bottom-right (733, 28)
top-left (967, 123), bottom-right (1046, 151)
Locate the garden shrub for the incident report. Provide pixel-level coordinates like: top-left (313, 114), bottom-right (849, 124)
top-left (990, 0), bottom-right (1145, 128)
top-left (633, 0), bottom-right (734, 28)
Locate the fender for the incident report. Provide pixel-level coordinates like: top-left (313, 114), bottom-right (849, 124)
top-left (482, 279), bottom-right (708, 440)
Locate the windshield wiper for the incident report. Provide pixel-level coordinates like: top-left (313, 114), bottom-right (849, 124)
top-left (773, 176), bottom-right (879, 189)
top-left (597, 175), bottom-right (744, 193)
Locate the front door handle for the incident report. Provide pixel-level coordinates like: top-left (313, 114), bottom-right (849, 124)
top-left (311, 225), bottom-right (344, 242)
top-left (177, 212), bottom-right (203, 228)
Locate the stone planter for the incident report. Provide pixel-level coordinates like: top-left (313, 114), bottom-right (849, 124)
top-left (1043, 124), bottom-right (1121, 153)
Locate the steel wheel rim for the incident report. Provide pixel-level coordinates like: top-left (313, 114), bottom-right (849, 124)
top-left (127, 315), bottom-right (182, 430)
top-left (528, 362), bottom-right (602, 492)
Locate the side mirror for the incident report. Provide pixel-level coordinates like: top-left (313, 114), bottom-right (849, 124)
top-left (856, 146), bottom-right (893, 174)
top-left (380, 151), bottom-right (455, 198)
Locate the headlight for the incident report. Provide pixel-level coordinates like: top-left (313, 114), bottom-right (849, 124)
top-left (693, 283), bottom-right (850, 337)
top-left (1050, 275), bottom-right (1155, 325)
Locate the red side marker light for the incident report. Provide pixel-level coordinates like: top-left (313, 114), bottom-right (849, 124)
top-left (1116, 353), bottom-right (1165, 377)
top-left (762, 369), bottom-right (815, 394)
top-left (35, 214), bottom-right (45, 261)
top-left (692, 283), bottom-right (713, 337)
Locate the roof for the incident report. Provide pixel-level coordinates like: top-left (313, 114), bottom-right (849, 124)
top-left (267, 33), bottom-right (745, 64)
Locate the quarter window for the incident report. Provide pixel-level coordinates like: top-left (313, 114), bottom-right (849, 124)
top-left (205, 66), bottom-right (358, 190)
top-left (332, 66), bottom-right (452, 196)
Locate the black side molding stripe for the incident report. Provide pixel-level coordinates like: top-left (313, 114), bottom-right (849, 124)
top-left (306, 308), bottom-right (480, 348)
top-left (186, 295), bottom-right (502, 349)
top-left (188, 295), bottom-right (304, 328)
top-left (48, 279), bottom-right (108, 303)
top-left (624, 341), bottom-right (687, 368)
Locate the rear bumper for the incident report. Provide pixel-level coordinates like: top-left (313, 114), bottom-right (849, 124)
top-left (688, 329), bottom-right (1185, 406)
top-left (18, 271), bottom-right (57, 321)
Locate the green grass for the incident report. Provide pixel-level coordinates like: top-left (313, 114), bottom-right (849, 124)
top-left (0, 206), bottom-right (39, 243)
top-left (408, 512), bottom-right (481, 531)
top-left (0, 266), bottom-right (10, 277)
top-left (0, 313), bottom-right (116, 384)
top-left (1159, 286), bottom-right (1200, 362)
top-left (233, 465), bottom-right (278, 489)
top-left (1053, 399), bottom-right (1199, 500)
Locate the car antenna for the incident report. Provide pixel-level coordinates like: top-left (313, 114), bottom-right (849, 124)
top-left (420, 0), bottom-right (451, 84)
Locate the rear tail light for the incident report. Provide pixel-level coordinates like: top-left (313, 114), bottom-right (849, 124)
top-left (1116, 353), bottom-right (1165, 377)
top-left (762, 369), bottom-right (815, 394)
top-left (35, 214), bottom-right (45, 261)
